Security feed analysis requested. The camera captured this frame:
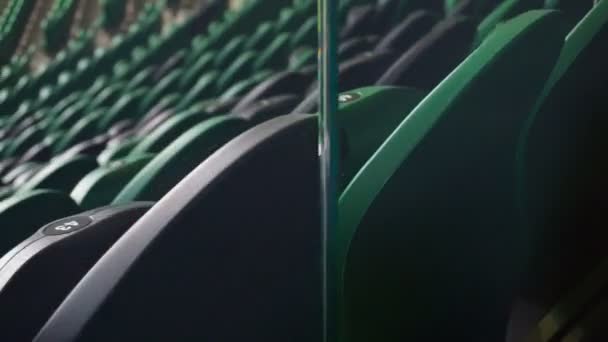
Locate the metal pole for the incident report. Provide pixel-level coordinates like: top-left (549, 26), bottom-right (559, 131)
top-left (318, 0), bottom-right (339, 341)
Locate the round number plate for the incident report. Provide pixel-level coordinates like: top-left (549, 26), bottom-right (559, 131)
top-left (43, 216), bottom-right (93, 236)
top-left (338, 92), bottom-right (361, 104)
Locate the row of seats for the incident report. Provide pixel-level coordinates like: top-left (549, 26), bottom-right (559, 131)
top-left (0, 52), bottom-right (30, 90)
top-left (0, 0), bottom-right (35, 63)
top-left (0, 0), bottom-right (605, 340)
top-left (0, 2), bottom-right (163, 116)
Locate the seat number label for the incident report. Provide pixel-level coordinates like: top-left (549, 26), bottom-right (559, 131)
top-left (43, 216), bottom-right (93, 236)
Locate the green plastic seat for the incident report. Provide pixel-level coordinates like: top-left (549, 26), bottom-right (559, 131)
top-left (128, 106), bottom-right (208, 156)
top-left (48, 100), bottom-right (88, 133)
top-left (206, 21), bottom-right (224, 38)
top-left (2, 162), bottom-right (40, 185)
top-left (135, 93), bottom-right (180, 129)
top-left (445, 0), bottom-right (461, 13)
top-left (476, 0), bottom-right (540, 45)
top-left (215, 51), bottom-right (257, 93)
top-left (212, 35), bottom-right (247, 68)
top-left (12, 163), bottom-right (44, 187)
top-left (70, 61), bottom-right (97, 93)
top-left (0, 186), bottom-right (15, 201)
top-left (6, 101), bottom-right (34, 129)
top-left (185, 37), bottom-right (210, 66)
top-left (0, 57), bottom-right (28, 90)
top-left (97, 88), bottom-right (148, 131)
top-left (253, 33), bottom-right (291, 71)
top-left (190, 34), bottom-right (208, 51)
top-left (336, 86), bottom-right (427, 189)
top-left (124, 67), bottom-right (153, 92)
top-left (516, 1), bottom-right (608, 332)
top-left (42, 131), bottom-right (64, 152)
top-left (338, 10), bottom-right (567, 341)
top-left (274, 8), bottom-right (298, 34)
top-left (205, 0), bottom-right (286, 51)
top-left (112, 60), bottom-right (141, 85)
top-left (444, 0), bottom-right (501, 17)
top-left (219, 69), bottom-right (274, 101)
top-left (138, 69), bottom-right (182, 113)
top-left (0, 142), bottom-right (9, 159)
top-left (18, 154), bottom-right (98, 193)
top-left (3, 125), bottom-right (44, 158)
top-left (38, 86), bottom-right (55, 105)
top-left (71, 154), bottom-right (155, 210)
top-left (53, 109), bottom-right (105, 154)
top-left (244, 22), bottom-right (275, 51)
top-left (178, 52), bottom-right (214, 89)
top-left (143, 49), bottom-right (185, 81)
top-left (289, 47), bottom-right (316, 70)
top-left (1, 76), bottom-right (30, 114)
top-left (44, 91), bottom-right (82, 120)
top-left (97, 139), bottom-right (142, 165)
top-left (289, 18), bottom-right (317, 49)
top-left (85, 83), bottom-right (125, 112)
top-left (114, 116), bottom-right (247, 203)
top-left (0, 189), bottom-right (80, 256)
top-left (129, 45), bottom-right (149, 65)
top-left (51, 72), bottom-right (75, 102)
top-left (174, 71), bottom-right (220, 112)
top-left (521, 0), bottom-right (608, 222)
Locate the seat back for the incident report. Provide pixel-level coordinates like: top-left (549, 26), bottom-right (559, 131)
top-left (339, 10), bottom-right (567, 341)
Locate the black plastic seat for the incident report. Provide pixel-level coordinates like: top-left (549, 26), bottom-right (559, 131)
top-left (0, 203), bottom-right (152, 341)
top-left (134, 110), bottom-right (175, 137)
top-left (19, 141), bottom-right (53, 164)
top-left (36, 115), bottom-right (322, 341)
top-left (375, 10), bottom-right (438, 52)
top-left (376, 15), bottom-right (477, 90)
top-left (231, 70), bottom-right (314, 113)
top-left (234, 94), bottom-right (302, 123)
top-left (341, 4), bottom-right (378, 39)
top-left (339, 35), bottom-right (380, 60)
top-left (152, 50), bottom-right (186, 82)
top-left (58, 136), bottom-right (109, 159)
top-left (509, 3), bottom-right (608, 340)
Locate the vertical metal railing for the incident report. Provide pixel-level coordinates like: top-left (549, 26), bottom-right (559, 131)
top-left (318, 0), bottom-right (339, 341)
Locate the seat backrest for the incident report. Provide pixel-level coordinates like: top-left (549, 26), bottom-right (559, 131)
top-left (375, 10), bottom-right (438, 52)
top-left (113, 116), bottom-right (247, 203)
top-left (376, 15), bottom-right (477, 90)
top-left (339, 10), bottom-right (567, 341)
top-left (545, 0), bottom-right (595, 27)
top-left (36, 114), bottom-right (323, 341)
top-left (517, 0), bottom-right (608, 312)
top-left (0, 203), bottom-right (152, 342)
top-left (0, 190), bottom-right (80, 256)
top-left (336, 86), bottom-right (427, 188)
